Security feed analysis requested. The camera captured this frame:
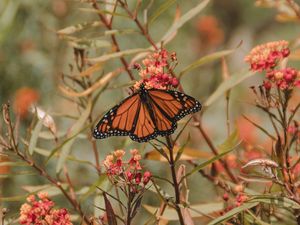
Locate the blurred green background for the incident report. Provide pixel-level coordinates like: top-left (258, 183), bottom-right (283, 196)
top-left (1, 0), bottom-right (300, 224)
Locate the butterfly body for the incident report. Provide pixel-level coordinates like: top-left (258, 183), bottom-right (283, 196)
top-left (93, 83), bottom-right (201, 142)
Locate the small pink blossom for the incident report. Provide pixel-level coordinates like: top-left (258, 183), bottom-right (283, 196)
top-left (265, 68), bottom-right (300, 90)
top-left (143, 171), bottom-right (152, 185)
top-left (19, 192), bottom-right (72, 225)
top-left (103, 149), bottom-right (152, 193)
top-left (133, 49), bottom-right (179, 90)
top-left (244, 40), bottom-right (289, 72)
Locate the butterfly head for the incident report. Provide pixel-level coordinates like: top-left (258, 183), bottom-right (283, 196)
top-left (139, 82), bottom-right (146, 90)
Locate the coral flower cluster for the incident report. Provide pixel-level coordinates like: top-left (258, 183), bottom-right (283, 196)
top-left (133, 49), bottom-right (179, 90)
top-left (19, 192), bottom-right (72, 225)
top-left (103, 149), bottom-right (152, 192)
top-left (245, 40), bottom-right (300, 90)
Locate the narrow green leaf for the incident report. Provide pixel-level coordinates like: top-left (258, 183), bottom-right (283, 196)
top-left (79, 8), bottom-right (129, 18)
top-left (143, 202), bottom-right (224, 220)
top-left (45, 123), bottom-right (90, 163)
top-left (87, 48), bottom-right (151, 63)
top-left (245, 209), bottom-right (271, 225)
top-left (161, 0), bottom-right (210, 43)
top-left (0, 171), bottom-right (37, 178)
top-left (0, 194), bottom-right (27, 202)
top-left (207, 202), bottom-right (259, 225)
top-left (147, 180), bottom-right (173, 202)
top-left (104, 29), bottom-right (138, 36)
top-left (79, 175), bottom-right (107, 201)
top-left (56, 101), bottom-right (92, 173)
top-left (36, 147), bottom-right (93, 166)
top-left (179, 49), bottom-right (236, 78)
top-left (0, 161), bottom-right (28, 167)
top-left (249, 195), bottom-right (300, 209)
top-left (70, 39), bottom-right (111, 50)
top-left (204, 70), bottom-right (256, 107)
top-left (175, 135), bottom-right (190, 162)
top-left (218, 129), bottom-right (239, 153)
top-left (22, 184), bottom-right (68, 197)
top-left (148, 0), bottom-right (176, 25)
top-left (183, 130), bottom-right (240, 179)
top-left (174, 116), bottom-right (192, 143)
top-left (243, 115), bottom-right (276, 140)
top-left (39, 131), bottom-right (86, 140)
top-left (57, 21), bottom-right (102, 35)
top-left (28, 119), bottom-right (43, 155)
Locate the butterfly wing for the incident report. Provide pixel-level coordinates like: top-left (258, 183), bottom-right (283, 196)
top-left (128, 101), bottom-right (157, 142)
top-left (147, 89), bottom-right (201, 136)
top-left (93, 93), bottom-right (141, 139)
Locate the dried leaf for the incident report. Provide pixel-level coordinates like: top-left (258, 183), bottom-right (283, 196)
top-left (69, 39), bottom-right (111, 50)
top-left (79, 7), bottom-right (129, 18)
top-left (242, 158), bottom-right (279, 169)
top-left (59, 69), bottom-right (122, 97)
top-left (276, 13), bottom-right (299, 22)
top-left (57, 21), bottom-right (102, 35)
top-left (103, 193), bottom-right (117, 225)
top-left (87, 48), bottom-right (151, 63)
top-left (79, 63), bottom-right (103, 77)
top-left (30, 106), bottom-right (57, 134)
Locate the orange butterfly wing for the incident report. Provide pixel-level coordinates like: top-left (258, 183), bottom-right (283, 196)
top-left (129, 101), bottom-right (157, 142)
top-left (93, 93), bottom-right (141, 139)
top-left (147, 89), bottom-right (201, 137)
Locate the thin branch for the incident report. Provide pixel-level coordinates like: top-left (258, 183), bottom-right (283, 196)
top-left (165, 136), bottom-right (185, 225)
top-left (2, 105), bottom-right (89, 224)
top-left (91, 0), bottom-right (135, 80)
top-left (193, 118), bottom-right (238, 183)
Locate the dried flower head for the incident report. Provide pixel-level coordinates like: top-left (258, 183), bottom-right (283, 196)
top-left (133, 49), bottom-right (179, 90)
top-left (244, 40), bottom-right (289, 71)
top-left (19, 192), bottom-right (72, 225)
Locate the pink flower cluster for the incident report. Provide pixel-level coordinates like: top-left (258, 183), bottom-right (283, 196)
top-left (133, 49), bottom-right (179, 90)
top-left (265, 68), bottom-right (300, 90)
top-left (245, 40), bottom-right (300, 90)
top-left (19, 192), bottom-right (72, 225)
top-left (103, 149), bottom-right (152, 192)
top-left (244, 40), bottom-right (290, 71)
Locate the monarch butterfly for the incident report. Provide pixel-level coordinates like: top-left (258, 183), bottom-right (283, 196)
top-left (93, 83), bottom-right (201, 142)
